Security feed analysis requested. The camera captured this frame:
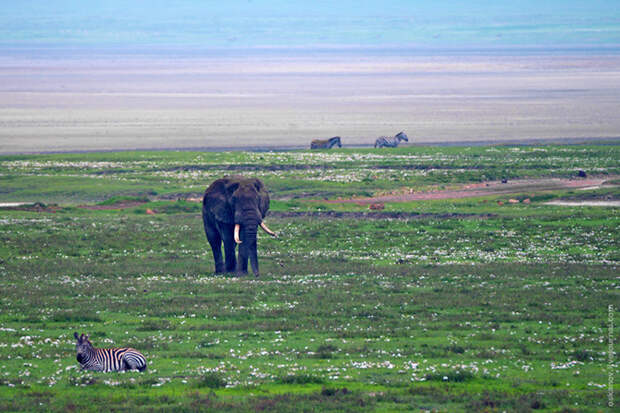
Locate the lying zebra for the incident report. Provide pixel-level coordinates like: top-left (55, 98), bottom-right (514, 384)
top-left (311, 136), bottom-right (342, 149)
top-left (74, 332), bottom-right (147, 372)
top-left (374, 131), bottom-right (409, 148)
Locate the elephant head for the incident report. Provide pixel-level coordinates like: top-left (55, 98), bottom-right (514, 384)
top-left (203, 176), bottom-right (276, 276)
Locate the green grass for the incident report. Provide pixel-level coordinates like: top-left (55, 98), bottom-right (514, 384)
top-left (1, 144), bottom-right (619, 204)
top-left (0, 143), bottom-right (618, 411)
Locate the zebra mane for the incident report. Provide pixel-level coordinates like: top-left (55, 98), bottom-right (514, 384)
top-left (74, 332), bottom-right (91, 345)
top-left (396, 131), bottom-right (408, 140)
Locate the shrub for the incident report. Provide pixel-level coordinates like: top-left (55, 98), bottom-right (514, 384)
top-left (196, 372), bottom-right (227, 389)
top-left (51, 312), bottom-right (101, 323)
top-left (314, 344), bottom-right (339, 359)
top-left (278, 374), bottom-right (324, 385)
top-left (136, 318), bottom-right (172, 331)
top-left (424, 370), bottom-right (475, 382)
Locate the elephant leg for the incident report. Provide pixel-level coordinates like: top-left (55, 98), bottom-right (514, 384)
top-left (219, 223), bottom-right (237, 273)
top-left (204, 222), bottom-right (225, 273)
top-left (224, 240), bottom-right (237, 273)
top-left (237, 244), bottom-right (249, 275)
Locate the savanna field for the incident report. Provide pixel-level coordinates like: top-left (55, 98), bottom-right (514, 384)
top-left (0, 144), bottom-right (619, 412)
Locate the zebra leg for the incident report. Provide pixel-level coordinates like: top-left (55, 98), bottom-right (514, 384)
top-left (123, 360), bottom-right (139, 371)
top-left (122, 357), bottom-right (139, 371)
top-left (90, 363), bottom-right (104, 372)
top-left (122, 354), bottom-right (147, 371)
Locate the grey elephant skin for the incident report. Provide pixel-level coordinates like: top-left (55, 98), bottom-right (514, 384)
top-left (202, 176), bottom-right (276, 277)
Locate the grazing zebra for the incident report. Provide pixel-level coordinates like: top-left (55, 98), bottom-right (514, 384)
top-left (374, 131), bottom-right (409, 148)
top-left (311, 136), bottom-right (342, 149)
top-left (74, 332), bottom-right (147, 372)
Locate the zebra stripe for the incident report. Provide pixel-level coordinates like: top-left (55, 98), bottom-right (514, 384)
top-left (83, 347), bottom-right (147, 372)
top-left (374, 131), bottom-right (409, 148)
top-left (74, 332), bottom-right (147, 372)
top-left (311, 136), bottom-right (342, 149)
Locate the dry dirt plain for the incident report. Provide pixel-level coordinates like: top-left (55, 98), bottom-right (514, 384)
top-left (1, 51), bottom-right (620, 153)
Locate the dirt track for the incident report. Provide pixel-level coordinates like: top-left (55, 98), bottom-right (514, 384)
top-left (2, 177), bottom-right (615, 214)
top-left (270, 211), bottom-right (496, 220)
top-left (76, 201), bottom-right (148, 210)
top-left (323, 176), bottom-right (615, 204)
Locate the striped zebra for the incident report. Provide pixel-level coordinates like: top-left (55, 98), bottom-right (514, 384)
top-left (311, 136), bottom-right (342, 149)
top-left (74, 332), bottom-right (147, 372)
top-left (374, 131), bottom-right (409, 148)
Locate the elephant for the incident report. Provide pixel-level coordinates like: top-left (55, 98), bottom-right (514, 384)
top-left (202, 176), bottom-right (276, 276)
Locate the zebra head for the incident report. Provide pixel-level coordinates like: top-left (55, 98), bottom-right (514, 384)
top-left (74, 332), bottom-right (93, 364)
top-left (396, 131), bottom-right (409, 142)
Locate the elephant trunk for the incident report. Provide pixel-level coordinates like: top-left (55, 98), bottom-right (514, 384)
top-left (242, 224), bottom-right (260, 276)
top-left (249, 245), bottom-right (259, 276)
top-left (243, 225), bottom-right (258, 243)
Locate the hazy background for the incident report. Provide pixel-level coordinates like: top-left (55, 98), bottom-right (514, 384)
top-left (1, 0), bottom-right (619, 152)
top-left (3, 0), bottom-right (619, 49)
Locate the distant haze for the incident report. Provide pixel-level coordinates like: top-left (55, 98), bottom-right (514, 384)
top-left (2, 0), bottom-right (619, 49)
top-left (1, 1), bottom-right (619, 153)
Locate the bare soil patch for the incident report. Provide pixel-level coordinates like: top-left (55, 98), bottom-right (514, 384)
top-left (1, 200), bottom-right (150, 212)
top-left (545, 200), bottom-right (620, 207)
top-left (76, 201), bottom-right (148, 210)
top-left (323, 176), bottom-right (616, 204)
top-left (157, 193), bottom-right (203, 201)
top-left (269, 211), bottom-right (496, 220)
top-left (0, 202), bottom-right (62, 212)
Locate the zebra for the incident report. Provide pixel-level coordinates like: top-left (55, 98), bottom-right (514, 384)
top-left (74, 332), bottom-right (147, 372)
top-left (310, 136), bottom-right (342, 149)
top-left (374, 131), bottom-right (409, 148)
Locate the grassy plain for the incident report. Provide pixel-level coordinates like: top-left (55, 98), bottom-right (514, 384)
top-left (0, 144), bottom-right (619, 412)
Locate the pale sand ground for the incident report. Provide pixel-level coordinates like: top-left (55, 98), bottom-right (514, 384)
top-left (1, 53), bottom-right (619, 153)
top-left (545, 200), bottom-right (620, 207)
top-left (323, 177), bottom-right (616, 204)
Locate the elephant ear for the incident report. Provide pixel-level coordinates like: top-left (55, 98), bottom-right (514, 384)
top-left (251, 178), bottom-right (270, 218)
top-left (204, 179), bottom-right (235, 224)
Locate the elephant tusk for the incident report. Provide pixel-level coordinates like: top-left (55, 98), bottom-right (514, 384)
top-left (260, 222), bottom-right (277, 238)
top-left (234, 224), bottom-right (242, 244)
